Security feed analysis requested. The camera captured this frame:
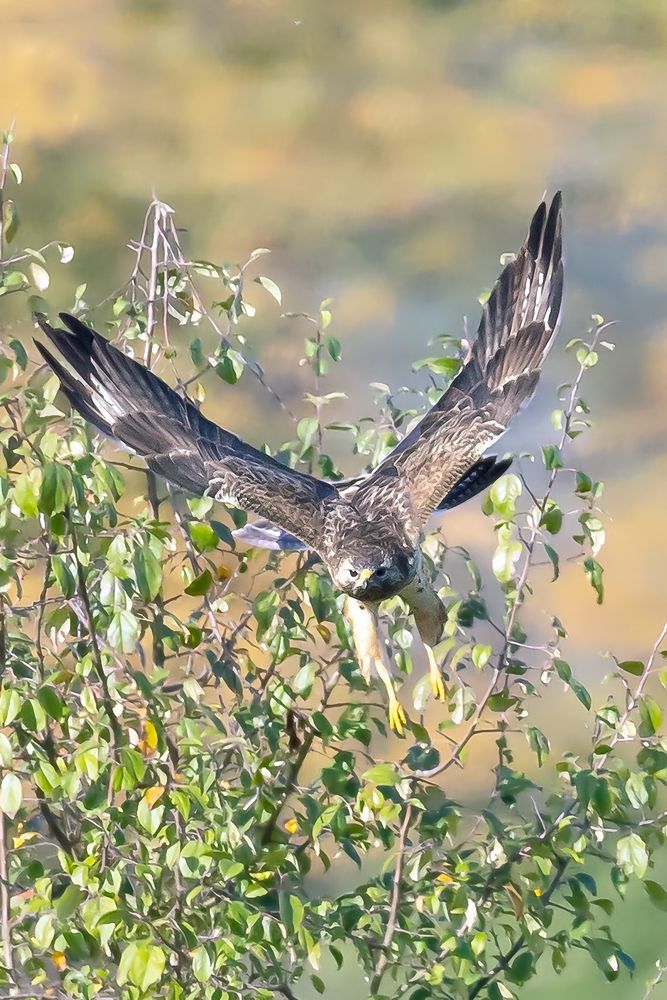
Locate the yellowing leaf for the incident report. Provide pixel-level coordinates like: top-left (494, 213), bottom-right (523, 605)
top-left (284, 817), bottom-right (299, 835)
top-left (504, 882), bottom-right (524, 919)
top-left (13, 831), bottom-right (38, 849)
top-left (216, 563), bottom-right (231, 580)
top-left (143, 786), bottom-right (165, 809)
top-left (144, 720), bottom-right (158, 751)
top-left (52, 951), bottom-right (67, 972)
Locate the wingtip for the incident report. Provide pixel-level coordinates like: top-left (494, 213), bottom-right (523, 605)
top-left (59, 311), bottom-right (80, 332)
top-left (32, 311), bottom-right (54, 337)
top-left (548, 190), bottom-right (563, 220)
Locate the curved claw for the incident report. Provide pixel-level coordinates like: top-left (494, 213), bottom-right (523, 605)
top-left (430, 669), bottom-right (447, 702)
top-left (388, 697), bottom-right (407, 735)
top-left (426, 645), bottom-right (447, 702)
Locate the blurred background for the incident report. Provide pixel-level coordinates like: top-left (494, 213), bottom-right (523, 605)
top-left (2, 0), bottom-right (667, 995)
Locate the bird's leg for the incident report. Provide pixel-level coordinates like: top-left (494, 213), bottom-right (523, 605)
top-left (400, 572), bottom-right (448, 702)
top-left (344, 596), bottom-right (407, 735)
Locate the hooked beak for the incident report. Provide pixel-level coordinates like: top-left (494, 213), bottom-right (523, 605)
top-left (358, 568), bottom-right (373, 584)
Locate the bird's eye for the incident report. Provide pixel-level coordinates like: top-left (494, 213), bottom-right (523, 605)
top-left (348, 567), bottom-right (358, 578)
top-left (376, 567), bottom-right (387, 578)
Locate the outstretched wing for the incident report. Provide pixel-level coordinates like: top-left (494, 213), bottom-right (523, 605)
top-left (358, 193), bottom-right (563, 523)
top-left (34, 313), bottom-right (335, 550)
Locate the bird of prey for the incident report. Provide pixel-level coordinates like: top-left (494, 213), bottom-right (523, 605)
top-left (34, 193), bottom-right (563, 734)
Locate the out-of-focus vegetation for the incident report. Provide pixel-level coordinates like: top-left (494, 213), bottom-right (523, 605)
top-left (2, 130), bottom-right (667, 998)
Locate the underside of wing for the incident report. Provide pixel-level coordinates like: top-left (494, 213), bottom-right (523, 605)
top-left (34, 313), bottom-right (335, 551)
top-left (359, 193), bottom-right (563, 523)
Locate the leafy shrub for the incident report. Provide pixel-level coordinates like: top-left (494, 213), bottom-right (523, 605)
top-left (1, 130), bottom-right (666, 1000)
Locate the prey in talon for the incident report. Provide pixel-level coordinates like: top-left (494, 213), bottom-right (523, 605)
top-left (34, 195), bottom-right (563, 733)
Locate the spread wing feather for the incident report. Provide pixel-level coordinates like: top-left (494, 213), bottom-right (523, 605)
top-left (359, 193), bottom-right (563, 522)
top-left (34, 313), bottom-right (334, 550)
top-left (234, 454), bottom-right (512, 552)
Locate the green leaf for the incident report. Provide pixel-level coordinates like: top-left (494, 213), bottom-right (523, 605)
top-left (576, 346), bottom-right (599, 368)
top-left (362, 763), bottom-right (400, 786)
top-left (293, 661), bottom-right (316, 697)
top-left (37, 685), bottom-right (64, 722)
top-left (297, 416), bottom-right (319, 450)
top-left (184, 570), bottom-right (213, 596)
top-left (584, 557), bottom-right (604, 604)
top-left (617, 660), bottom-right (644, 676)
top-left (279, 893), bottom-right (305, 935)
top-left (507, 950), bottom-right (535, 985)
top-left (639, 696), bottom-right (662, 736)
top-left (33, 913), bottom-right (55, 949)
top-left (327, 336), bottom-right (342, 361)
top-left (2, 198), bottom-right (19, 242)
top-left (254, 590), bottom-right (280, 639)
top-left (540, 502), bottom-right (563, 534)
top-left (412, 356), bottom-right (462, 377)
top-left (192, 945), bottom-right (212, 983)
top-left (215, 350), bottom-right (245, 384)
top-left (39, 462), bottom-right (72, 515)
top-left (616, 833), bottom-right (648, 879)
top-left (133, 545), bottom-right (163, 601)
top-left (527, 726), bottom-right (550, 766)
top-left (544, 543), bottom-right (560, 580)
top-left (554, 658), bottom-right (571, 683)
top-left (52, 555), bottom-right (76, 598)
top-left (489, 474), bottom-right (522, 517)
top-left (56, 884), bottom-right (84, 920)
top-left (488, 693), bottom-right (518, 712)
top-left (100, 571), bottom-right (129, 610)
top-left (472, 644), bottom-right (492, 670)
top-left (0, 733), bottom-right (12, 768)
top-left (117, 942), bottom-right (166, 990)
top-left (492, 538), bottom-right (522, 583)
top-left (107, 609), bottom-right (140, 653)
top-left (644, 880), bottom-right (667, 912)
top-left (13, 473), bottom-right (39, 517)
top-left (575, 471), bottom-right (593, 493)
top-left (542, 444), bottom-right (563, 470)
top-left (21, 698), bottom-right (46, 733)
top-left (0, 772), bottom-right (22, 818)
top-left (188, 522), bottom-right (220, 553)
top-left (570, 677), bottom-right (591, 711)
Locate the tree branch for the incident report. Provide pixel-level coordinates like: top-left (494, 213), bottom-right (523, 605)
top-left (370, 800), bottom-right (414, 994)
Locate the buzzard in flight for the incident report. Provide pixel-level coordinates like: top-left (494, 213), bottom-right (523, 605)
top-left (35, 193), bottom-right (563, 734)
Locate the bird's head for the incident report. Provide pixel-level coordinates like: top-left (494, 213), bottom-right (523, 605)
top-left (330, 545), bottom-right (418, 602)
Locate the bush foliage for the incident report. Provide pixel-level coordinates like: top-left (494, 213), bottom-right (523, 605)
top-left (1, 130), bottom-right (667, 1000)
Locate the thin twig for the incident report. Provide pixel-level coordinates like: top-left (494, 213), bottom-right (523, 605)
top-left (70, 523), bottom-right (123, 748)
top-left (0, 808), bottom-right (13, 991)
top-left (370, 800), bottom-right (414, 993)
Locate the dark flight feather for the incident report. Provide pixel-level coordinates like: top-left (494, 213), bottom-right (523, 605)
top-left (356, 192), bottom-right (563, 523)
top-left (34, 313), bottom-right (334, 549)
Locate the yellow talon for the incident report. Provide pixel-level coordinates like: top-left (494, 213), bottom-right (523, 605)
top-left (388, 697), bottom-right (407, 735)
top-left (427, 645), bottom-right (447, 702)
